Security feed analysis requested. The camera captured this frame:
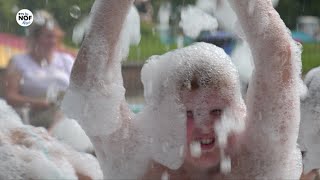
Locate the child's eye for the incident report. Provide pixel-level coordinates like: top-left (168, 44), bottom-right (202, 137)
top-left (186, 110), bottom-right (193, 118)
top-left (210, 109), bottom-right (222, 116)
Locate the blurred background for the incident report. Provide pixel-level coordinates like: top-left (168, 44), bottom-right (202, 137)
top-left (0, 0), bottom-right (319, 112)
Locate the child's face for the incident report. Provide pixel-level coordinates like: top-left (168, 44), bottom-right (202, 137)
top-left (181, 88), bottom-right (229, 169)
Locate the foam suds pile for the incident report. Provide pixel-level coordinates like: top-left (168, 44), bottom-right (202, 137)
top-left (179, 6), bottom-right (218, 38)
top-left (0, 99), bottom-right (102, 179)
top-left (298, 67), bottom-right (320, 172)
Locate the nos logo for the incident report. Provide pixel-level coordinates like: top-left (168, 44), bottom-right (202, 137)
top-left (16, 9), bottom-right (33, 27)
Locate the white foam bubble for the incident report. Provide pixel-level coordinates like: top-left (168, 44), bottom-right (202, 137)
top-left (190, 141), bottom-right (202, 158)
top-left (51, 118), bottom-right (94, 153)
top-left (230, 41), bottom-right (254, 95)
top-left (220, 155), bottom-right (231, 174)
top-left (161, 171), bottom-right (170, 180)
top-left (298, 67), bottom-right (320, 172)
top-left (72, 16), bottom-right (90, 45)
top-left (119, 5), bottom-right (141, 60)
top-left (0, 99), bottom-right (23, 130)
top-left (0, 104), bottom-right (102, 180)
top-left (158, 2), bottom-right (171, 27)
top-left (62, 81), bottom-right (125, 137)
top-left (214, 0), bottom-right (237, 33)
top-left (69, 5), bottom-right (81, 19)
top-left (179, 6), bottom-right (218, 38)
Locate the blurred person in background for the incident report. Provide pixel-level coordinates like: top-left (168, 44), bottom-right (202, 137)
top-left (4, 10), bottom-right (74, 130)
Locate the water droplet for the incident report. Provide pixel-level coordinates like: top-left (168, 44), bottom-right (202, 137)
top-left (11, 5), bottom-right (19, 14)
top-left (40, 59), bottom-right (48, 67)
top-left (220, 156), bottom-right (231, 174)
top-left (46, 84), bottom-right (60, 103)
top-left (19, 78), bottom-right (24, 85)
top-left (161, 171), bottom-right (169, 180)
top-left (190, 141), bottom-right (201, 158)
top-left (21, 105), bottom-right (30, 124)
top-left (70, 5), bottom-right (81, 19)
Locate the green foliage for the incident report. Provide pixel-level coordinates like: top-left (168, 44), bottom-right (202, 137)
top-left (0, 0), bottom-right (94, 46)
top-left (127, 22), bottom-right (176, 63)
top-left (276, 0), bottom-right (320, 29)
top-left (1, 0), bottom-right (320, 68)
top-left (0, 0), bottom-right (21, 34)
top-left (302, 43), bottom-right (320, 74)
top-left (150, 0), bottom-right (196, 24)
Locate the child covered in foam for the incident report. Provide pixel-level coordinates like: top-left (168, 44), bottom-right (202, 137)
top-left (62, 0), bottom-right (304, 179)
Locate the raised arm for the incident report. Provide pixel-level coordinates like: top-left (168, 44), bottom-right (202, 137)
top-left (230, 0), bottom-right (301, 138)
top-left (62, 0), bottom-right (134, 137)
top-left (229, 0), bottom-right (295, 82)
top-left (71, 0), bottom-right (133, 87)
top-left (229, 0), bottom-right (302, 177)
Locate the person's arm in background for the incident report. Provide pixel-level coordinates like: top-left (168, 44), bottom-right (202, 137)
top-left (229, 0), bottom-right (303, 178)
top-left (4, 60), bottom-right (50, 110)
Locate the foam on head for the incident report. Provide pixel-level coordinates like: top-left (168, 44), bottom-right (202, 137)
top-left (140, 42), bottom-right (246, 170)
top-left (142, 42), bottom-right (242, 108)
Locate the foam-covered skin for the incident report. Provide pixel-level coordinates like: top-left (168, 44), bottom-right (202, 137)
top-left (61, 0), bottom-right (146, 179)
top-left (62, 0), bottom-right (132, 137)
top-left (228, 0), bottom-right (303, 179)
top-left (62, 0), bottom-right (303, 179)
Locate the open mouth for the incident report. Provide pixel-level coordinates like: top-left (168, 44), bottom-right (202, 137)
top-left (199, 137), bottom-right (216, 151)
top-left (189, 136), bottom-right (216, 158)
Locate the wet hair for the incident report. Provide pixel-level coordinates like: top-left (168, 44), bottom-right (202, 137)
top-left (27, 10), bottom-right (64, 47)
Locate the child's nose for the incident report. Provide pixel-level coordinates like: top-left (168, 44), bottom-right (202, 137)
top-left (193, 110), bottom-right (215, 131)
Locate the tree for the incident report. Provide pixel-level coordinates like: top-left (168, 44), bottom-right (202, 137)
top-left (0, 0), bottom-right (94, 47)
top-left (276, 0), bottom-right (320, 30)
